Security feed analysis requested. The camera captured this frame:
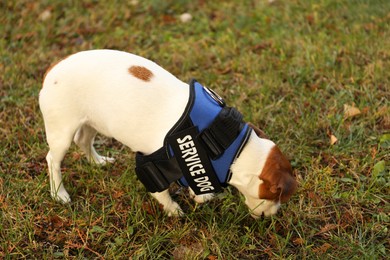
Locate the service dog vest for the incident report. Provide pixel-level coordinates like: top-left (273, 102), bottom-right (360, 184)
top-left (135, 79), bottom-right (251, 195)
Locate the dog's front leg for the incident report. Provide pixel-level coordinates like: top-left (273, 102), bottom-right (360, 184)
top-left (150, 190), bottom-right (183, 216)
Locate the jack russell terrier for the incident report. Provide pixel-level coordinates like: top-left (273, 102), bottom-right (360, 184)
top-left (39, 49), bottom-right (297, 218)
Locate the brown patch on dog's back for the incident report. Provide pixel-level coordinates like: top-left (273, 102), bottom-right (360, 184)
top-left (42, 55), bottom-right (71, 84)
top-left (259, 146), bottom-right (297, 203)
top-left (128, 65), bottom-right (153, 82)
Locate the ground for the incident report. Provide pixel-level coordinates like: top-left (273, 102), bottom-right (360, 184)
top-left (0, 0), bottom-right (389, 258)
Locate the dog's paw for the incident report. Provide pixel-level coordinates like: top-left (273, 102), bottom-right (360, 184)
top-left (165, 202), bottom-right (184, 217)
top-left (189, 188), bottom-right (215, 203)
top-left (93, 156), bottom-right (115, 165)
top-left (51, 189), bottom-right (71, 204)
top-left (193, 193), bottom-right (215, 203)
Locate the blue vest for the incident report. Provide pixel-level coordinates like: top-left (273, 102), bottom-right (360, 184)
top-left (135, 80), bottom-right (251, 195)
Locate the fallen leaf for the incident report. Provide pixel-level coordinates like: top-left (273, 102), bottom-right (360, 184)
top-left (330, 134), bottom-right (338, 145)
top-left (162, 15), bottom-right (176, 24)
top-left (326, 128), bottom-right (338, 145)
top-left (343, 104), bottom-right (361, 118)
top-left (112, 190), bottom-right (125, 199)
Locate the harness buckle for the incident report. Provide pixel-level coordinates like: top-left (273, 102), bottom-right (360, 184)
top-left (204, 86), bottom-right (225, 107)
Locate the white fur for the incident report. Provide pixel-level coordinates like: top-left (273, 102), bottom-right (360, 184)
top-left (39, 49), bottom-right (279, 217)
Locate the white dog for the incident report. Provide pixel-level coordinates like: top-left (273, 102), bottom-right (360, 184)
top-left (39, 49), bottom-right (297, 218)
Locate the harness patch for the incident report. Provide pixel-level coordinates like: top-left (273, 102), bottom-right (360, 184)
top-left (167, 126), bottom-right (222, 194)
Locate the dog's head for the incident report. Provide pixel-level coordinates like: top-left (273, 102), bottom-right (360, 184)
top-left (230, 124), bottom-right (297, 218)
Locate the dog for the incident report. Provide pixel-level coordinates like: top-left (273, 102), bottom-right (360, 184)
top-left (39, 49), bottom-right (297, 218)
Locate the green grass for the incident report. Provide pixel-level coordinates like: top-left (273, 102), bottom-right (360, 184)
top-left (1, 0), bottom-right (389, 258)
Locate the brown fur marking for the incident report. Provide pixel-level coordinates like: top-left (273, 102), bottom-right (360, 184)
top-left (43, 55), bottom-right (71, 84)
top-left (259, 146), bottom-right (297, 203)
top-left (128, 66), bottom-right (153, 82)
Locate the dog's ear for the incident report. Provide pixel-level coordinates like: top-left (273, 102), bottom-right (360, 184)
top-left (258, 145), bottom-right (297, 203)
top-left (248, 122), bottom-right (269, 139)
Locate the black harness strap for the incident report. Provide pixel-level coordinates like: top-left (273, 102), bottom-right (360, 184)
top-left (135, 148), bottom-right (181, 193)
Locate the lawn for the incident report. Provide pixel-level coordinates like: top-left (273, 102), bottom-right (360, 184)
top-left (1, 0), bottom-right (389, 258)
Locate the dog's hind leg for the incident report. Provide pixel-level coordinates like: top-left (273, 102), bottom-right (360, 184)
top-left (45, 127), bottom-right (76, 203)
top-left (74, 124), bottom-right (115, 165)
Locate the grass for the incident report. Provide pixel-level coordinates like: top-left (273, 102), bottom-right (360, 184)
top-left (1, 0), bottom-right (389, 258)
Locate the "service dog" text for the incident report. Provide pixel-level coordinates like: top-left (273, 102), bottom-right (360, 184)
top-left (177, 135), bottom-right (214, 192)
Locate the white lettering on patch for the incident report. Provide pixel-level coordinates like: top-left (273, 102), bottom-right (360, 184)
top-left (176, 135), bottom-right (214, 191)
